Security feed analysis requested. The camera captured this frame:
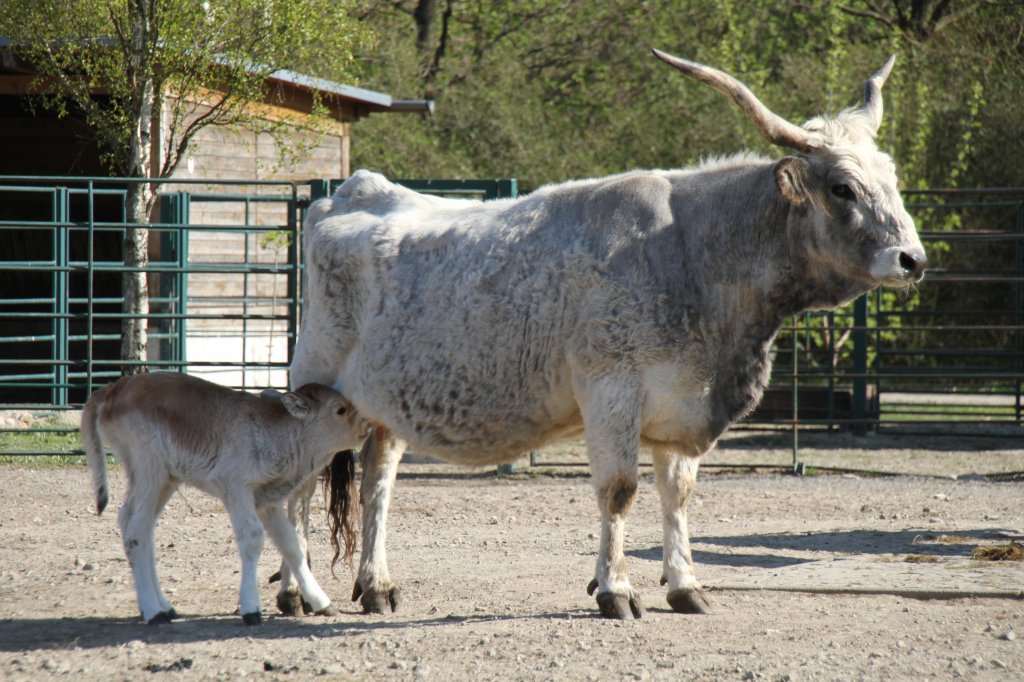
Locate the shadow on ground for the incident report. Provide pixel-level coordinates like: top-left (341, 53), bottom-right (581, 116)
top-left (627, 527), bottom-right (1022, 567)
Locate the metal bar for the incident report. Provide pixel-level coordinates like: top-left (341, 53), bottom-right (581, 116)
top-left (287, 188), bottom-right (300, 375)
top-left (51, 186), bottom-right (69, 407)
top-left (1016, 201), bottom-right (1023, 422)
top-left (86, 180), bottom-right (95, 398)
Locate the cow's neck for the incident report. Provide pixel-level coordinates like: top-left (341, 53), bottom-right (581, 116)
top-left (683, 166), bottom-right (865, 435)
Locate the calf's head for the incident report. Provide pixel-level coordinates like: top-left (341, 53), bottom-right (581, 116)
top-left (280, 383), bottom-right (370, 452)
top-left (653, 50), bottom-right (925, 297)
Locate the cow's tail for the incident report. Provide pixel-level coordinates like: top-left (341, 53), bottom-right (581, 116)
top-left (322, 443), bottom-right (362, 576)
top-left (81, 387), bottom-right (110, 515)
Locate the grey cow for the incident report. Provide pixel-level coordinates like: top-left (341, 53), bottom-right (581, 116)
top-left (283, 50), bottom-right (925, 620)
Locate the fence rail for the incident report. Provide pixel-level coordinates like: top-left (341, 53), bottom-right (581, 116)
top-left (1, 179), bottom-right (1021, 460)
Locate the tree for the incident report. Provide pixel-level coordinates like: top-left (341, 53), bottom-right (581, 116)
top-left (0, 0), bottom-right (369, 374)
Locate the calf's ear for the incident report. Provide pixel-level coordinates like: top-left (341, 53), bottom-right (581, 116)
top-left (281, 392), bottom-right (314, 421)
top-left (774, 156), bottom-right (810, 206)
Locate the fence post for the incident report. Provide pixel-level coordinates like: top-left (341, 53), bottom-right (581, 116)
top-left (159, 193), bottom-right (190, 371)
top-left (1016, 200), bottom-right (1023, 422)
top-left (309, 179), bottom-right (331, 202)
top-left (287, 186), bottom-right (301, 369)
top-left (851, 294), bottom-right (869, 436)
top-left (51, 186), bottom-right (70, 407)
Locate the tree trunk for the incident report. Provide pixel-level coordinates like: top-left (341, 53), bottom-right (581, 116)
top-left (121, 188), bottom-right (151, 377)
top-left (120, 3), bottom-right (155, 376)
top-left (413, 0), bottom-right (436, 55)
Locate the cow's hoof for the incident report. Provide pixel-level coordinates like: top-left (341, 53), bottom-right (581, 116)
top-left (588, 579), bottom-right (644, 620)
top-left (314, 603), bottom-right (339, 617)
top-left (146, 610), bottom-right (174, 625)
top-left (242, 611), bottom-right (263, 626)
top-left (595, 591), bottom-right (645, 620)
top-left (352, 581), bottom-right (400, 614)
top-left (666, 588), bottom-right (712, 614)
top-left (276, 589), bottom-right (303, 616)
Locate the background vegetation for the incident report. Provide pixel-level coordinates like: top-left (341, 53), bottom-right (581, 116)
top-left (346, 1), bottom-right (1024, 390)
top-left (348, 0), bottom-right (1023, 193)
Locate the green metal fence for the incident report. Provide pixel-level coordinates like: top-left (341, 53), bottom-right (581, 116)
top-left (1, 178), bottom-right (1020, 459)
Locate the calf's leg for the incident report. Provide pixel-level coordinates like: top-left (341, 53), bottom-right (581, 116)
top-left (118, 470), bottom-right (178, 624)
top-left (274, 476), bottom-right (315, 616)
top-left (652, 448), bottom-right (711, 614)
top-left (259, 503), bottom-right (336, 616)
top-left (224, 489), bottom-right (267, 625)
top-left (581, 379), bottom-right (644, 620)
top-left (352, 430), bottom-right (404, 614)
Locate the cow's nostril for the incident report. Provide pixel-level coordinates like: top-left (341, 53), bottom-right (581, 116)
top-left (898, 251), bottom-right (926, 278)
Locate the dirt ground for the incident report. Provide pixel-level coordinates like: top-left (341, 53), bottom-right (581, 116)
top-left (1, 435), bottom-right (1022, 681)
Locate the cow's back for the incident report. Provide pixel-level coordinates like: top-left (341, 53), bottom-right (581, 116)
top-left (294, 170), bottom-right (699, 462)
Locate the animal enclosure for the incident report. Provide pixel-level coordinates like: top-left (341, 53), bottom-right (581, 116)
top-left (0, 178), bottom-right (1020, 460)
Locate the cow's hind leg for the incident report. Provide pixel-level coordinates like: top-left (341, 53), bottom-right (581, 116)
top-left (652, 448), bottom-right (711, 614)
top-left (582, 380), bottom-right (644, 620)
top-left (352, 430), bottom-right (404, 614)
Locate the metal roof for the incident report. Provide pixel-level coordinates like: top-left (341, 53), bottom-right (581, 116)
top-left (0, 38), bottom-right (434, 117)
top-left (265, 68), bottom-right (434, 116)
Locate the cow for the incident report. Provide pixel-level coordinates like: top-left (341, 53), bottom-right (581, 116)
top-left (283, 50), bottom-right (925, 620)
top-left (81, 373), bottom-right (370, 625)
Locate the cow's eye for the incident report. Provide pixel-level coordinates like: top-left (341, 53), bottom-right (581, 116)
top-left (831, 184), bottom-right (856, 201)
top-left (336, 406), bottom-right (347, 416)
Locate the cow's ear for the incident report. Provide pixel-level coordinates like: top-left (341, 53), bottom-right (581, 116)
top-left (281, 391), bottom-right (314, 421)
top-left (775, 156), bottom-right (810, 206)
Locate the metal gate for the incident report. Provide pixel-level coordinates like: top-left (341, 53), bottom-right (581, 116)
top-left (1, 178), bottom-right (1020, 458)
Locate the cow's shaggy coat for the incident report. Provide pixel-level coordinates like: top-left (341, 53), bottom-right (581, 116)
top-left (286, 52), bottom-right (925, 619)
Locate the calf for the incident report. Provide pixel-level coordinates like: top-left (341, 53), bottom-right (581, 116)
top-left (81, 372), bottom-right (369, 625)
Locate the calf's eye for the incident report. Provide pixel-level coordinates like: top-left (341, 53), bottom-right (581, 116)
top-left (336, 406), bottom-right (347, 416)
top-left (831, 184), bottom-right (855, 201)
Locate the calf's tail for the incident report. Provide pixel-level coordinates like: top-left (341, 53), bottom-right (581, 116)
top-left (81, 387), bottom-right (110, 515)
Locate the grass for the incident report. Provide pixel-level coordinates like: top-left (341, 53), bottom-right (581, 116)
top-left (972, 542), bottom-right (1024, 562)
top-left (0, 415), bottom-right (83, 464)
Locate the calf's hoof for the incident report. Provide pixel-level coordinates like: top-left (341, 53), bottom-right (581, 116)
top-left (588, 578), bottom-right (644, 620)
top-left (314, 603), bottom-right (339, 617)
top-left (242, 611), bottom-right (263, 626)
top-left (352, 581), bottom-right (401, 614)
top-left (146, 610), bottom-right (174, 625)
top-left (666, 587), bottom-right (712, 614)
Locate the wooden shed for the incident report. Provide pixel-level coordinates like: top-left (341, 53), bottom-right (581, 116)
top-left (0, 45), bottom-right (432, 394)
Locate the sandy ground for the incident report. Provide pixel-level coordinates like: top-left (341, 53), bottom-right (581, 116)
top-left (1, 437), bottom-right (1022, 681)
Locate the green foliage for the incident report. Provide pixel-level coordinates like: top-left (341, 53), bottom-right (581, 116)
top-left (345, 1), bottom-right (1023, 390)
top-left (350, 0), bottom-right (1023, 193)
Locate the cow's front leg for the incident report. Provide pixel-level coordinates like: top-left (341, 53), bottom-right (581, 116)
top-left (582, 380), bottom-right (644, 620)
top-left (652, 448), bottom-right (711, 614)
top-left (353, 429), bottom-right (405, 614)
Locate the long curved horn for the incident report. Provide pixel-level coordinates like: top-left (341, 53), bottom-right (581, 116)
top-left (652, 48), bottom-right (817, 153)
top-left (860, 55), bottom-right (896, 134)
